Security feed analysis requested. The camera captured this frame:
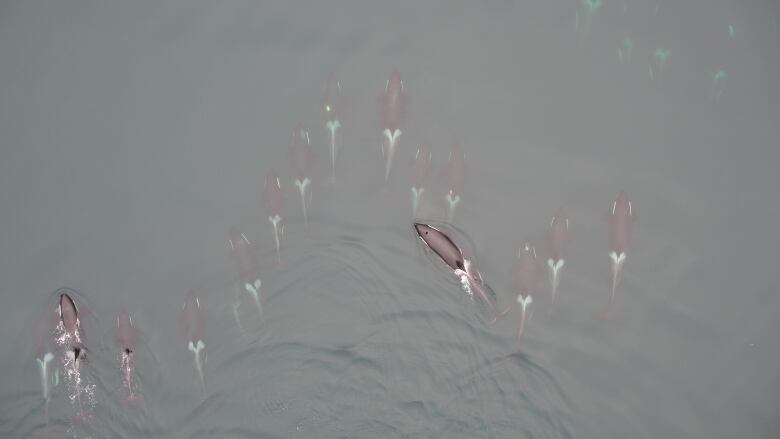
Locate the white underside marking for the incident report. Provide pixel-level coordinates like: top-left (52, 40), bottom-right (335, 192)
top-left (269, 215), bottom-right (282, 258)
top-left (188, 339), bottom-right (204, 354)
top-left (294, 178), bottom-right (311, 225)
top-left (609, 251), bottom-right (626, 267)
top-left (245, 280), bottom-right (263, 316)
top-left (517, 294), bottom-right (533, 310)
top-left (188, 339), bottom-right (206, 392)
top-left (548, 258), bottom-right (565, 272)
top-left (446, 193), bottom-right (461, 208)
top-left (609, 251), bottom-right (627, 304)
top-left (383, 129), bottom-right (402, 180)
top-left (445, 192), bottom-right (461, 221)
top-left (326, 120), bottom-right (341, 181)
top-left (37, 352), bottom-right (54, 400)
top-left (516, 295), bottom-right (533, 340)
top-left (547, 258), bottom-right (565, 303)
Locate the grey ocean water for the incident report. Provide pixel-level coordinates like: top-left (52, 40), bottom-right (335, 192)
top-left (1, 1), bottom-right (778, 438)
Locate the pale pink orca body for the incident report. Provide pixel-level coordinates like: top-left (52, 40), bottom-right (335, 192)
top-left (34, 304), bottom-right (60, 422)
top-left (58, 293), bottom-right (83, 353)
top-left (263, 170), bottom-right (284, 262)
top-left (414, 223), bottom-right (510, 323)
top-left (442, 144), bottom-right (465, 222)
top-left (182, 289), bottom-right (207, 399)
top-left (411, 143), bottom-right (433, 217)
top-left (228, 226), bottom-right (263, 329)
top-left (546, 208), bottom-right (570, 306)
top-left (322, 74), bottom-right (344, 183)
top-left (116, 309), bottom-right (142, 404)
top-left (513, 243), bottom-right (540, 344)
top-left (607, 191), bottom-right (633, 312)
top-left (380, 70), bottom-right (406, 181)
top-left (55, 290), bottom-right (92, 421)
top-left (289, 124), bottom-right (313, 227)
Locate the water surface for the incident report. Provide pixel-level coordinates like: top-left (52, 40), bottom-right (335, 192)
top-left (0, 1), bottom-right (778, 438)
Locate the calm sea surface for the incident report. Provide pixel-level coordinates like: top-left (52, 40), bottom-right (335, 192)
top-left (1, 1), bottom-right (778, 438)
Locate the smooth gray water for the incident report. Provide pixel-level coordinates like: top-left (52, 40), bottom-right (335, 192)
top-left (1, 1), bottom-right (778, 438)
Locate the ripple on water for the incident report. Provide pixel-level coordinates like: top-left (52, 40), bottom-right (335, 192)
top-left (179, 220), bottom-right (577, 438)
top-left (9, 221), bottom-right (576, 438)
